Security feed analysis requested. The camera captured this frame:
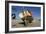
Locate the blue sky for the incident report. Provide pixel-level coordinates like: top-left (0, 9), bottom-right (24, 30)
top-left (12, 6), bottom-right (41, 19)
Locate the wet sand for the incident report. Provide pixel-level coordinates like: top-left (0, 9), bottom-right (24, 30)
top-left (11, 19), bottom-right (41, 28)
